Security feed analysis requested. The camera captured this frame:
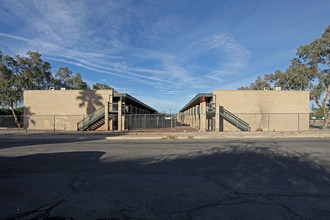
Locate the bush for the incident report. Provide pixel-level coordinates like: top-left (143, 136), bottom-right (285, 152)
top-left (0, 107), bottom-right (24, 115)
top-left (15, 107), bottom-right (24, 115)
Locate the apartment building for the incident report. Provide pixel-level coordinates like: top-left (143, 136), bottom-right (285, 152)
top-left (178, 90), bottom-right (310, 132)
top-left (23, 89), bottom-right (157, 131)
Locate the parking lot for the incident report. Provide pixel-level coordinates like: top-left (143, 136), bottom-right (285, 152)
top-left (1, 134), bottom-right (330, 219)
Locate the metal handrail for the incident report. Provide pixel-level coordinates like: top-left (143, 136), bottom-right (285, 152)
top-left (220, 106), bottom-right (250, 129)
top-left (222, 108), bottom-right (249, 127)
top-left (77, 106), bottom-right (105, 131)
top-left (207, 103), bottom-right (216, 112)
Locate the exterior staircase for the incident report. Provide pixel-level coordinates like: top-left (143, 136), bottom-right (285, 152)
top-left (85, 117), bottom-right (105, 131)
top-left (77, 106), bottom-right (105, 131)
top-left (219, 106), bottom-right (251, 131)
top-left (77, 103), bottom-right (119, 131)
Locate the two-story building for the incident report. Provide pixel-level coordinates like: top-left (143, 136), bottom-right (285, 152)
top-left (23, 89), bottom-right (157, 131)
top-left (178, 89), bottom-right (310, 132)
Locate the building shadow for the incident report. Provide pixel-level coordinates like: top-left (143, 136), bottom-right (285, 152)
top-left (76, 90), bottom-right (103, 115)
top-left (23, 106), bottom-right (35, 129)
top-left (1, 142), bottom-right (330, 219)
top-left (0, 133), bottom-right (125, 150)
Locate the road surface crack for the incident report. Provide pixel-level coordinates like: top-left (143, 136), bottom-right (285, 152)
top-left (6, 199), bottom-right (70, 220)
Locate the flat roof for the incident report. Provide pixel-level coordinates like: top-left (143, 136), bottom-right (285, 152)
top-left (114, 93), bottom-right (158, 113)
top-left (179, 93), bottom-right (213, 112)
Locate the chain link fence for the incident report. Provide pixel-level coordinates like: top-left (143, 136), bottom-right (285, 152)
top-left (0, 115), bottom-right (24, 128)
top-left (0, 115), bottom-right (84, 132)
top-left (0, 113), bottom-right (329, 132)
top-left (125, 114), bottom-right (174, 130)
top-left (124, 114), bottom-right (195, 132)
top-left (178, 113), bottom-right (325, 132)
top-left (232, 113), bottom-right (309, 132)
top-left (0, 114), bottom-right (183, 132)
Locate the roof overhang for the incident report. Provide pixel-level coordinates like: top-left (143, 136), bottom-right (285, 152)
top-left (114, 93), bottom-right (158, 113)
top-left (179, 93), bottom-right (213, 112)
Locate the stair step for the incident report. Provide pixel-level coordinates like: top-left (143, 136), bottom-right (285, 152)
top-left (84, 117), bottom-right (105, 131)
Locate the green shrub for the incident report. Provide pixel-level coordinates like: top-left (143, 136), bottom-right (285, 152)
top-left (0, 107), bottom-right (24, 115)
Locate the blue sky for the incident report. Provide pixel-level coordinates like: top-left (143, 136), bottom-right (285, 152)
top-left (0, 0), bottom-right (329, 112)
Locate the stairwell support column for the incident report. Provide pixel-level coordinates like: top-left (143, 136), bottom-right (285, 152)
top-left (122, 101), bottom-right (125, 131)
top-left (109, 95), bottom-right (113, 131)
top-left (190, 108), bottom-right (193, 127)
top-left (215, 105), bottom-right (220, 132)
top-left (200, 102), bottom-right (207, 132)
top-left (192, 106), bottom-right (195, 129)
top-left (118, 99), bottom-right (122, 131)
top-left (105, 101), bottom-right (109, 131)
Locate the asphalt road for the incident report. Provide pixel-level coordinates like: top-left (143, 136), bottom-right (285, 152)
top-left (1, 135), bottom-right (330, 219)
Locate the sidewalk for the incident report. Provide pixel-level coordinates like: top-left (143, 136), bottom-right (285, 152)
top-left (1, 128), bottom-right (329, 140)
top-left (105, 130), bottom-right (330, 140)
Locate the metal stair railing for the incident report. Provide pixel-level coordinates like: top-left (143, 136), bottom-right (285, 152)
top-left (206, 103), bottom-right (216, 113)
top-left (77, 106), bottom-right (105, 131)
top-left (220, 106), bottom-right (251, 131)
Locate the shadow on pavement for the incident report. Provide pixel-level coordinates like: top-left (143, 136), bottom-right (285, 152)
top-left (1, 142), bottom-right (330, 219)
top-left (0, 132), bottom-right (125, 150)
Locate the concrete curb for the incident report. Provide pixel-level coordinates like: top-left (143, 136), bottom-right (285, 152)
top-left (1, 129), bottom-right (330, 140)
top-left (105, 132), bottom-right (330, 140)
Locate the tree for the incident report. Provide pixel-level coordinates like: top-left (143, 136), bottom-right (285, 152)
top-left (237, 85), bottom-right (250, 90)
top-left (311, 104), bottom-right (318, 118)
top-left (311, 104), bottom-right (329, 119)
top-left (250, 76), bottom-right (271, 90)
top-left (92, 83), bottom-right (112, 90)
top-left (0, 51), bottom-right (53, 127)
top-left (237, 76), bottom-right (270, 90)
top-left (292, 25), bottom-right (330, 129)
top-left (71, 73), bottom-right (89, 90)
top-left (237, 25), bottom-right (330, 129)
top-left (264, 70), bottom-right (289, 90)
top-left (54, 67), bottom-right (89, 90)
top-left (54, 67), bottom-right (73, 88)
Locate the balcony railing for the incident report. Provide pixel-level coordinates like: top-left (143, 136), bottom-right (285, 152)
top-left (108, 103), bottom-right (119, 113)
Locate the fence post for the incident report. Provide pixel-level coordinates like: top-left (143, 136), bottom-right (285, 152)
top-left (298, 113), bottom-right (300, 132)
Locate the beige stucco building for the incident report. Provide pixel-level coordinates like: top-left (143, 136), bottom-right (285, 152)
top-left (24, 88), bottom-right (310, 132)
top-left (178, 90), bottom-right (310, 132)
top-left (23, 89), bottom-right (157, 131)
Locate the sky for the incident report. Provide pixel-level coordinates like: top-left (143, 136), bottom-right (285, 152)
top-left (0, 0), bottom-right (329, 113)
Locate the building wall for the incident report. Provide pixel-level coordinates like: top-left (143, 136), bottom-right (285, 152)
top-left (24, 90), bottom-right (114, 130)
top-left (213, 90), bottom-right (310, 131)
